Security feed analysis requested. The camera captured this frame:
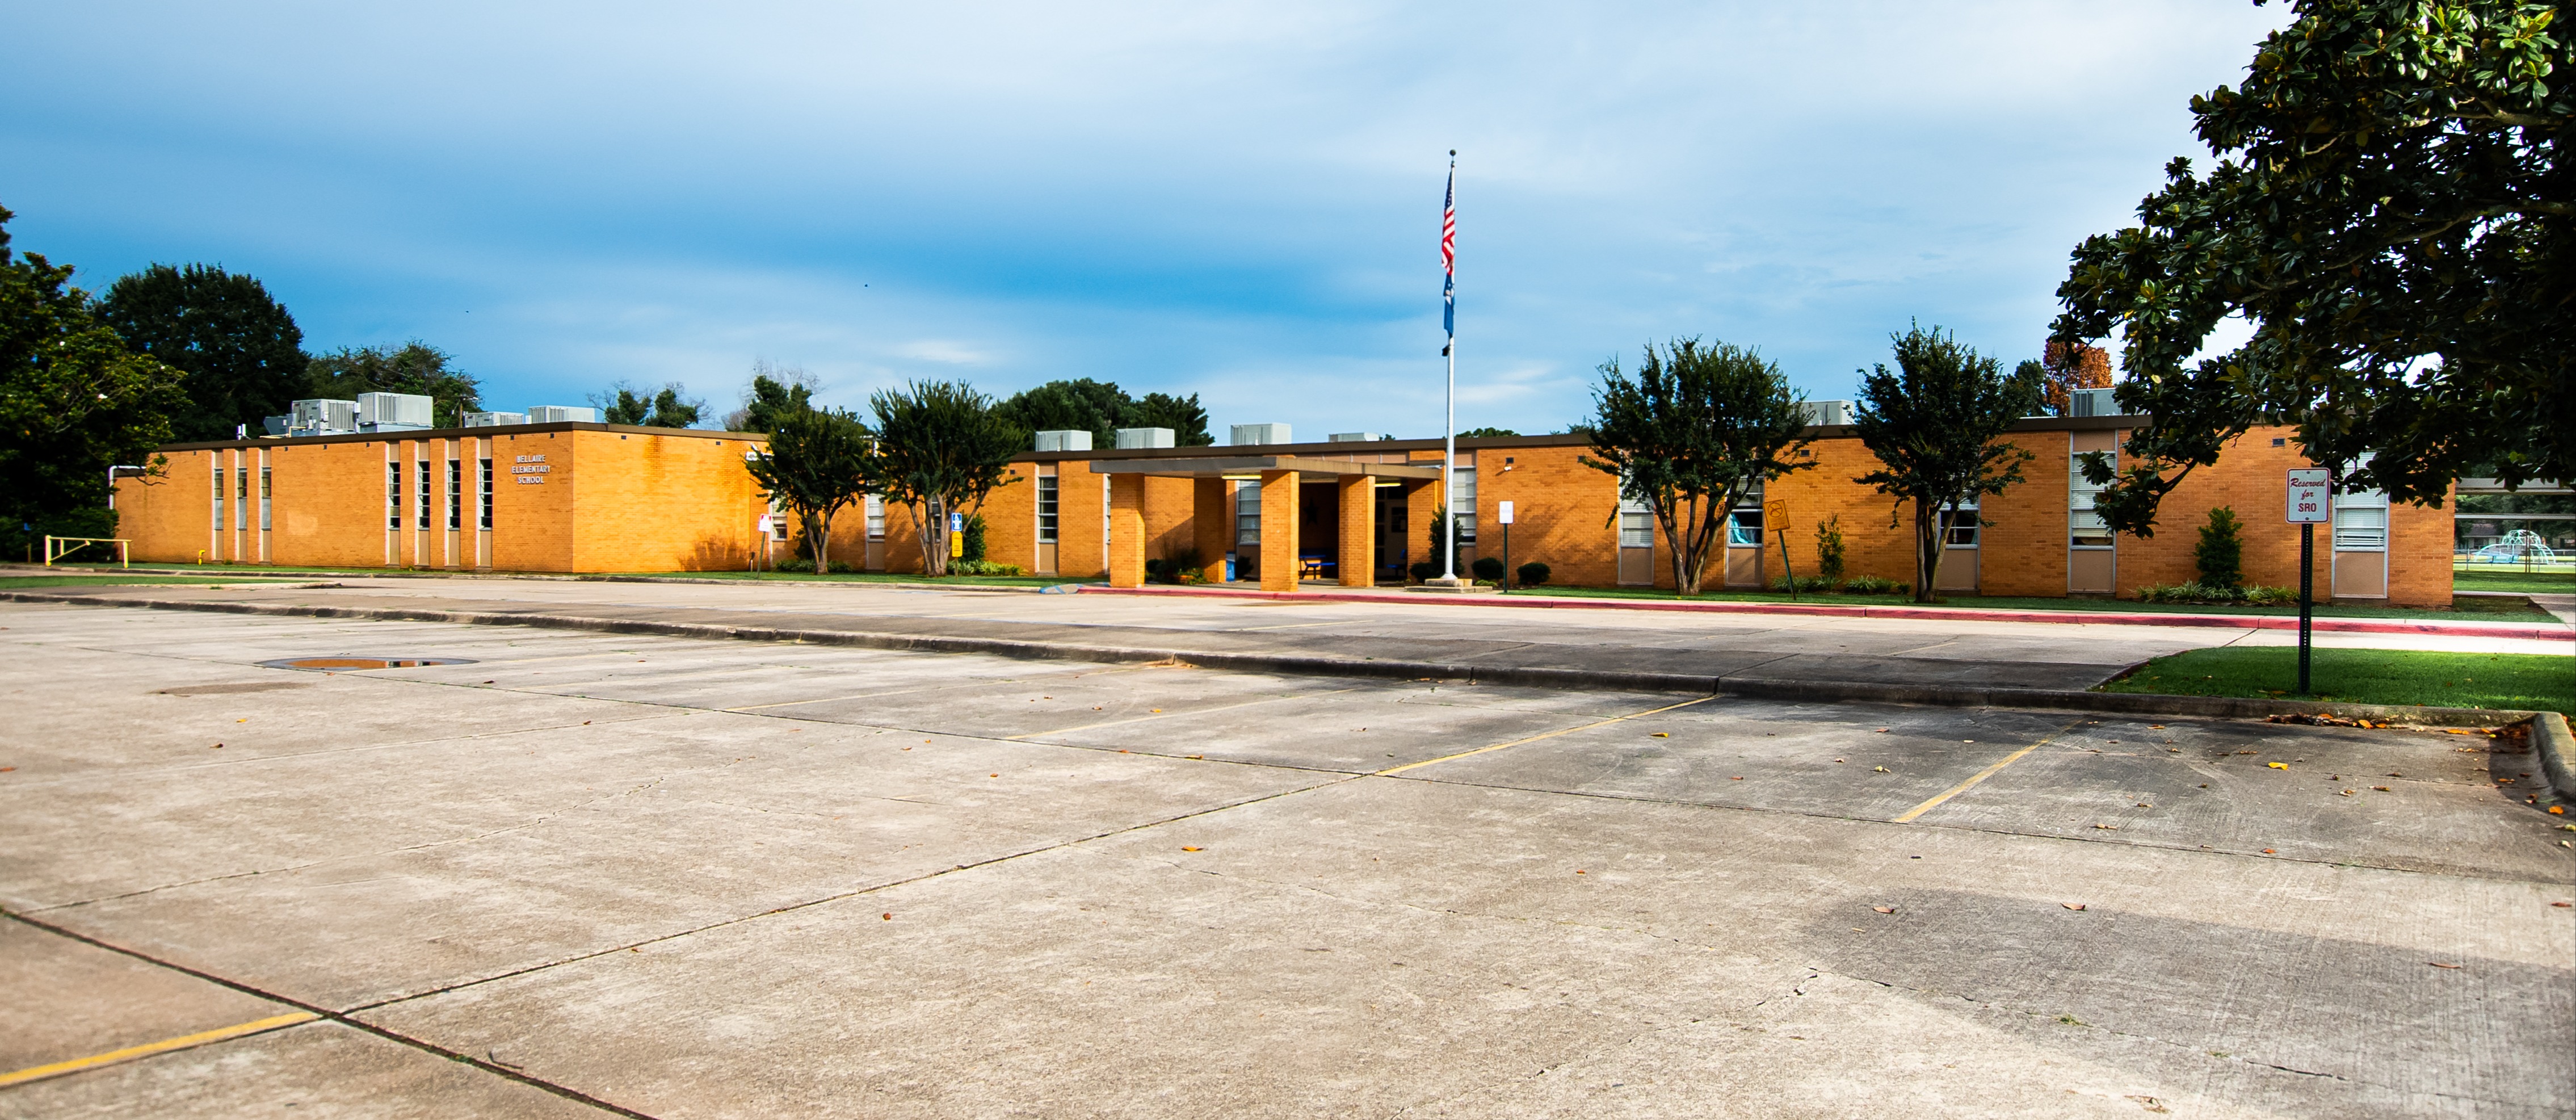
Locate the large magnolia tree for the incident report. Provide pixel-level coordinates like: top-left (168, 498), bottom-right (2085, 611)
top-left (2053, 0), bottom-right (2569, 534)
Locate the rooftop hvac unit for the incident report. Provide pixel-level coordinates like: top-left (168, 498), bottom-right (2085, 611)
top-left (463, 411), bottom-right (528, 427)
top-left (1328, 431), bottom-right (1385, 443)
top-left (1229, 423), bottom-right (1291, 447)
top-left (1114, 427), bottom-right (1174, 450)
top-left (1800, 400), bottom-right (1854, 427)
top-left (1034, 429), bottom-right (1094, 452)
top-left (2069, 388), bottom-right (2116, 418)
top-left (527, 405), bottom-right (599, 423)
top-left (289, 398), bottom-right (359, 435)
top-left (358, 392), bottom-right (434, 430)
top-left (261, 415), bottom-right (289, 437)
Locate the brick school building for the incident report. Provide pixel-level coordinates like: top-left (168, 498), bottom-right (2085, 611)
top-left (113, 414), bottom-right (2451, 606)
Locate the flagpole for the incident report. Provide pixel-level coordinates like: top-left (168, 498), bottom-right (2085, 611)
top-left (1440, 149), bottom-right (1459, 583)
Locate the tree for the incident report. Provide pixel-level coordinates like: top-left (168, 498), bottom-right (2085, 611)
top-left (1457, 427), bottom-right (1520, 438)
top-left (742, 405), bottom-right (872, 573)
top-left (0, 205), bottom-right (187, 557)
top-left (307, 343), bottom-right (482, 428)
top-left (1577, 338), bottom-right (1816, 595)
top-left (1127, 391), bottom-right (1214, 446)
top-left (994, 378), bottom-right (1127, 448)
top-left (993, 379), bottom-right (1216, 447)
top-left (726, 361), bottom-right (817, 434)
top-left (866, 380), bottom-right (1021, 576)
top-left (2033, 340), bottom-right (2112, 417)
top-left (1851, 324), bottom-right (2044, 603)
top-left (598, 381), bottom-right (703, 427)
top-left (95, 263), bottom-right (304, 442)
top-left (2052, 0), bottom-right (2569, 536)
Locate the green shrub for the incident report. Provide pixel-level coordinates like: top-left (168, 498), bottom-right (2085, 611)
top-left (1472, 556), bottom-right (1505, 581)
top-left (1768, 575), bottom-right (1833, 593)
top-left (1409, 560), bottom-right (1438, 582)
top-left (948, 559), bottom-right (1023, 577)
top-left (961, 513), bottom-right (989, 564)
top-left (2193, 506), bottom-right (2243, 590)
top-left (2134, 581), bottom-right (2298, 606)
top-left (1842, 574), bottom-right (1909, 595)
top-left (1813, 515), bottom-right (1846, 586)
top-left (1516, 560), bottom-right (1551, 587)
top-left (773, 557), bottom-right (855, 574)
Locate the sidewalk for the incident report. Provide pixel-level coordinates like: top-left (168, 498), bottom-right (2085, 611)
top-left (1089, 582), bottom-right (2576, 642)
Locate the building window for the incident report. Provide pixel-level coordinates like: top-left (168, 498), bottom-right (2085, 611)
top-left (1940, 498), bottom-right (1980, 547)
top-left (1619, 510), bottom-right (1654, 548)
top-left (447, 459), bottom-right (463, 531)
top-left (2070, 452), bottom-right (2113, 547)
top-left (478, 458), bottom-right (493, 530)
top-left (386, 462), bottom-right (401, 530)
top-left (416, 458), bottom-right (432, 530)
top-left (1236, 479), bottom-right (1260, 546)
top-left (2334, 485), bottom-right (2389, 550)
top-left (234, 465), bottom-right (249, 530)
top-left (865, 494), bottom-right (885, 540)
top-left (213, 467), bottom-right (226, 531)
top-left (1449, 466), bottom-right (1477, 544)
top-left (259, 467), bottom-right (272, 531)
top-left (1725, 480), bottom-right (1763, 546)
top-left (1036, 476), bottom-right (1059, 543)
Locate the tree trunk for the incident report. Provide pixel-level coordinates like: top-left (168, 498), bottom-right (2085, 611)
top-left (801, 509), bottom-right (827, 573)
top-left (1914, 496), bottom-right (1943, 603)
top-left (917, 495), bottom-right (949, 577)
top-left (816, 509), bottom-right (834, 574)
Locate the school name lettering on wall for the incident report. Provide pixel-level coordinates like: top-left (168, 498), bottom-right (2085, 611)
top-left (512, 454), bottom-right (553, 485)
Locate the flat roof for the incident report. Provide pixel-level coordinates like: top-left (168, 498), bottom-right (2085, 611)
top-left (1017, 413), bottom-right (2146, 464)
top-left (1086, 455), bottom-right (1443, 480)
top-left (154, 422), bottom-right (762, 454)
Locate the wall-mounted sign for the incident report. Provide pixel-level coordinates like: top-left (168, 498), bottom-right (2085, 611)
top-left (1497, 500), bottom-right (1514, 525)
top-left (512, 453), bottom-right (551, 485)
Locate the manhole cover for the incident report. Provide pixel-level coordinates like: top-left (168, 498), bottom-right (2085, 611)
top-left (259, 656), bottom-right (477, 671)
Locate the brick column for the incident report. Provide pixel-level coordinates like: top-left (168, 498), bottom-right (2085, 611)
top-left (1338, 475), bottom-right (1373, 587)
top-left (1192, 477), bottom-right (1229, 578)
top-left (1259, 469), bottom-right (1300, 592)
top-left (1108, 473), bottom-right (1146, 588)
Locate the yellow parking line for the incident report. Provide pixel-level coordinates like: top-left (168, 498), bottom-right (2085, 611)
top-left (0, 1011), bottom-right (318, 1088)
top-left (1892, 717), bottom-right (2088, 824)
top-left (1376, 695), bottom-right (1717, 776)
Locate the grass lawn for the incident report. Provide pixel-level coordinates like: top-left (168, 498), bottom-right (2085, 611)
top-left (2100, 647), bottom-right (2576, 716)
top-left (2454, 567), bottom-right (2576, 595)
top-left (1516, 585), bottom-right (2545, 620)
top-left (0, 574), bottom-right (307, 589)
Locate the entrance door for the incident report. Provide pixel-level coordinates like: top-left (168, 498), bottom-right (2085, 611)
top-left (1617, 498), bottom-right (1654, 586)
top-left (1374, 484), bottom-right (1409, 581)
top-left (1935, 501), bottom-right (1979, 593)
top-left (1724, 493), bottom-right (1764, 588)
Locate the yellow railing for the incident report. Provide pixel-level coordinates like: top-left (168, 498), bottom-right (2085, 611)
top-left (43, 536), bottom-right (129, 568)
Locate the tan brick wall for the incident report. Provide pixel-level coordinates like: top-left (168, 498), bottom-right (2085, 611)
top-left (1473, 444), bottom-right (1623, 588)
top-left (565, 430), bottom-right (766, 572)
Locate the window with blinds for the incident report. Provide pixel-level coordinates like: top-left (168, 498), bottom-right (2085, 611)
top-left (1449, 467), bottom-right (1477, 544)
top-left (1036, 476), bottom-right (1059, 544)
top-left (2070, 452), bottom-right (2113, 547)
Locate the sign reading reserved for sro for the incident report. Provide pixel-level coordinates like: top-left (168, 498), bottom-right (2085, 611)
top-left (2286, 468), bottom-right (2330, 523)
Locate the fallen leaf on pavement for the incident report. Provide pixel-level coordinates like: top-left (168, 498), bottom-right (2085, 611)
top-left (2339, 789), bottom-right (2356, 796)
top-left (1651, 732), bottom-right (1669, 738)
top-left (1181, 846), bottom-right (1202, 851)
top-left (2262, 848), bottom-right (2277, 854)
top-left (1875, 728), bottom-right (1890, 733)
top-left (2374, 786), bottom-right (2392, 791)
top-left (1730, 776), bottom-right (1743, 781)
top-left (1872, 766), bottom-right (1889, 773)
top-left (2427, 962), bottom-right (2462, 970)
top-left (2268, 762), bottom-right (2289, 769)
top-left (2552, 901), bottom-right (2571, 908)
top-left (2093, 824), bottom-right (2119, 830)
top-left (2062, 903), bottom-right (2086, 911)
top-left (1872, 906), bottom-right (1894, 914)
top-left (882, 913), bottom-right (892, 920)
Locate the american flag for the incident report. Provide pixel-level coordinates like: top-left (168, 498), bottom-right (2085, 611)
top-left (1441, 159), bottom-right (1456, 339)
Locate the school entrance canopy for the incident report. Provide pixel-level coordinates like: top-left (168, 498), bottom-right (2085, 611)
top-left (1089, 455), bottom-right (1444, 592)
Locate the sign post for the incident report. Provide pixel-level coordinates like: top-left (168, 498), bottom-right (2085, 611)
top-left (1496, 501), bottom-right (1514, 592)
top-left (948, 511), bottom-right (966, 562)
top-left (2286, 468), bottom-right (2331, 695)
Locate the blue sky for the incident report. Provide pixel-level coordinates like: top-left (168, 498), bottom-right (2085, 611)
top-left (2, 2), bottom-right (2289, 437)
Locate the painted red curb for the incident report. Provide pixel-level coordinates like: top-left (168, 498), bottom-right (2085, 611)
top-left (1082, 584), bottom-right (2574, 640)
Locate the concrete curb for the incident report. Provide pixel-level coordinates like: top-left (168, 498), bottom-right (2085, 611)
top-left (4, 589), bottom-right (2544, 730)
top-left (1087, 584), bottom-right (2576, 641)
top-left (2532, 711), bottom-right (2576, 801)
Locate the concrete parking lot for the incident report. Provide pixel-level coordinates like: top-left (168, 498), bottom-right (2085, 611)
top-left (2, 597), bottom-right (2570, 1117)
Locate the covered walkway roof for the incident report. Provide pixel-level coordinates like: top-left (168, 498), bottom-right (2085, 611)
top-left (1087, 455), bottom-right (1441, 480)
